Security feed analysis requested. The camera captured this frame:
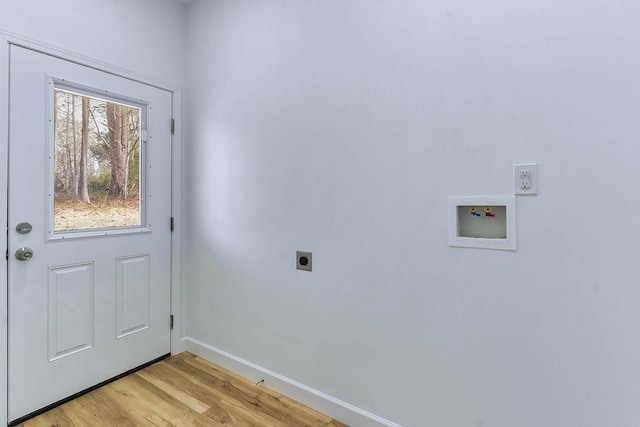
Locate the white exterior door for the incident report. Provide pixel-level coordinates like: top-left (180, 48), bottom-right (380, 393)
top-left (8, 46), bottom-right (173, 423)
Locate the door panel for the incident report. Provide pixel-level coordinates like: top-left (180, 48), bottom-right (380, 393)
top-left (116, 254), bottom-right (151, 338)
top-left (47, 262), bottom-right (95, 361)
top-left (8, 45), bottom-right (172, 422)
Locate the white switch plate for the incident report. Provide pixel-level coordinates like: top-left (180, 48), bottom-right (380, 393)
top-left (514, 163), bottom-right (537, 195)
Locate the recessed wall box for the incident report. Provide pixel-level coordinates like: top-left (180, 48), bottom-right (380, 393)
top-left (448, 195), bottom-right (516, 251)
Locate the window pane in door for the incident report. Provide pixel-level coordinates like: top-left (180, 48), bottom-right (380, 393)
top-left (53, 88), bottom-right (143, 232)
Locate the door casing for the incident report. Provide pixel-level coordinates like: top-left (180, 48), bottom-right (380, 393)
top-left (0, 30), bottom-right (184, 425)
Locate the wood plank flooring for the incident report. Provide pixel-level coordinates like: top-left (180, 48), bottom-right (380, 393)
top-left (19, 352), bottom-right (348, 427)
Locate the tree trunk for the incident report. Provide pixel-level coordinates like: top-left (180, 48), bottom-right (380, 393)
top-left (106, 102), bottom-right (128, 199)
top-left (70, 94), bottom-right (79, 199)
top-left (78, 97), bottom-right (91, 203)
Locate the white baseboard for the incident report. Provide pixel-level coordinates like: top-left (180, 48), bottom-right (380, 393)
top-left (182, 336), bottom-right (402, 427)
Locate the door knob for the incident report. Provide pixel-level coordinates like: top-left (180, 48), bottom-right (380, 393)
top-left (15, 247), bottom-right (34, 261)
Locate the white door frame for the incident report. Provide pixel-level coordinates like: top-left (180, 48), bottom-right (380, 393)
top-left (0, 30), bottom-right (184, 425)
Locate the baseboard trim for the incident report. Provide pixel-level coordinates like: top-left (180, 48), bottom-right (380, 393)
top-left (182, 336), bottom-right (401, 427)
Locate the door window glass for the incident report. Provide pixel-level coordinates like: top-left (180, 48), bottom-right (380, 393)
top-left (52, 87), bottom-right (145, 233)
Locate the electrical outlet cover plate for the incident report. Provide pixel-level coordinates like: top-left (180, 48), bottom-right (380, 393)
top-left (296, 251), bottom-right (312, 271)
top-left (514, 163), bottom-right (537, 195)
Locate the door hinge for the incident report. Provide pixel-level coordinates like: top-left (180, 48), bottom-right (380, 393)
top-left (5, 249), bottom-right (8, 261)
top-left (171, 118), bottom-right (175, 135)
top-left (170, 315), bottom-right (174, 330)
top-left (170, 217), bottom-right (174, 232)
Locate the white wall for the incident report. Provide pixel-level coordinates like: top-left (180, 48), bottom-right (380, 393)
top-left (0, 0), bottom-right (187, 85)
top-left (184, 0), bottom-right (640, 425)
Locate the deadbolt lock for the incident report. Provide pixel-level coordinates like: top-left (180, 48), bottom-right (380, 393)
top-left (16, 222), bottom-right (32, 234)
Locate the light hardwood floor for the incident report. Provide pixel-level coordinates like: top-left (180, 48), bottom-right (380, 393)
top-left (19, 352), bottom-right (348, 427)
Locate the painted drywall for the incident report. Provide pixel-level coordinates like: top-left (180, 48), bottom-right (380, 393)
top-left (0, 0), bottom-right (187, 85)
top-left (184, 0), bottom-right (640, 425)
